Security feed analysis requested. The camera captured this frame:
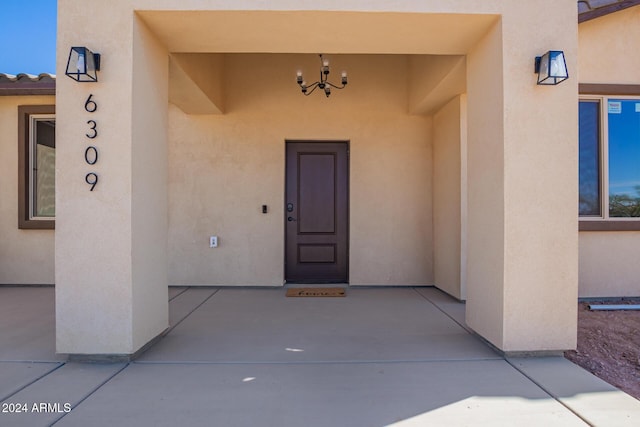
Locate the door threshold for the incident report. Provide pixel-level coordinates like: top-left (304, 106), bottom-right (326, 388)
top-left (284, 283), bottom-right (349, 288)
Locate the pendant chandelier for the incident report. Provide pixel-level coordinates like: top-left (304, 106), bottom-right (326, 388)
top-left (296, 54), bottom-right (347, 97)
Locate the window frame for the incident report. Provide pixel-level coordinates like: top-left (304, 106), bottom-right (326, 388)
top-left (18, 105), bottom-right (56, 230)
top-left (579, 84), bottom-right (640, 231)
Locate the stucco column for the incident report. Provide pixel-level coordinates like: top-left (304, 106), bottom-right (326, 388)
top-left (56, 2), bottom-right (168, 358)
top-left (465, 5), bottom-right (579, 353)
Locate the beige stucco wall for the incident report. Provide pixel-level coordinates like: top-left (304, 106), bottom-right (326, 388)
top-left (0, 96), bottom-right (55, 285)
top-left (409, 55), bottom-right (466, 115)
top-left (577, 6), bottom-right (640, 298)
top-left (578, 6), bottom-right (640, 84)
top-left (580, 232), bottom-right (640, 297)
top-left (169, 54), bottom-right (225, 114)
top-left (131, 16), bottom-right (170, 353)
top-left (168, 54), bottom-right (433, 286)
top-left (56, 2), bottom-right (168, 354)
top-left (501, 3), bottom-right (578, 351)
top-left (466, 0), bottom-right (578, 352)
top-left (433, 95), bottom-right (465, 300)
top-left (465, 20), bottom-right (507, 349)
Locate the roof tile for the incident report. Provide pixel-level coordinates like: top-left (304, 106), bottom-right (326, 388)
top-left (0, 73), bottom-right (56, 96)
top-left (578, 0), bottom-right (640, 22)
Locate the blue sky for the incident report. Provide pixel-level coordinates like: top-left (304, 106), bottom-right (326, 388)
top-left (0, 1), bottom-right (57, 75)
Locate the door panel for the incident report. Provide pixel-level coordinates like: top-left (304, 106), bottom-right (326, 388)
top-left (298, 154), bottom-right (336, 234)
top-left (298, 244), bottom-right (336, 263)
top-left (285, 142), bottom-right (348, 283)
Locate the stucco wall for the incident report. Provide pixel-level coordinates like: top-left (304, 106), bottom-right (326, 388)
top-left (580, 232), bottom-right (640, 297)
top-left (500, 0), bottom-right (578, 351)
top-left (578, 6), bottom-right (640, 297)
top-left (56, 2), bottom-right (169, 354)
top-left (131, 15), bottom-right (170, 353)
top-left (465, 20), bottom-right (506, 349)
top-left (578, 6), bottom-right (640, 84)
top-left (466, 0), bottom-right (578, 352)
top-left (433, 95), bottom-right (464, 299)
top-left (167, 54), bottom-right (433, 286)
top-left (0, 96), bottom-right (55, 285)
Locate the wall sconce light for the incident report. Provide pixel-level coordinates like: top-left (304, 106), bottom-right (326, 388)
top-left (534, 51), bottom-right (568, 85)
top-left (65, 47), bottom-right (101, 82)
top-left (296, 54), bottom-right (347, 97)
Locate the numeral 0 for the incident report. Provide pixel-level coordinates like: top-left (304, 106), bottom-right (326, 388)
top-left (85, 173), bottom-right (98, 191)
top-left (85, 146), bottom-right (98, 165)
top-left (84, 94), bottom-right (97, 113)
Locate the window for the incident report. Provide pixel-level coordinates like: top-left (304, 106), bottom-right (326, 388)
top-left (579, 87), bottom-right (640, 230)
top-left (579, 100), bottom-right (601, 216)
top-left (607, 99), bottom-right (640, 217)
top-left (18, 105), bottom-right (55, 229)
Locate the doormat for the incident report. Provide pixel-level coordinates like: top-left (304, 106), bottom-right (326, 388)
top-left (286, 288), bottom-right (346, 297)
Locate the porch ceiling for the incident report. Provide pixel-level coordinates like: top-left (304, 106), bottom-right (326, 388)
top-left (137, 10), bottom-right (498, 55)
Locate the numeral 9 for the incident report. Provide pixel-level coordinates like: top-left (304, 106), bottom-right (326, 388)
top-left (85, 173), bottom-right (98, 191)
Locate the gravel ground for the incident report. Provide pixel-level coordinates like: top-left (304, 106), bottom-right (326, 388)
top-left (564, 299), bottom-right (640, 400)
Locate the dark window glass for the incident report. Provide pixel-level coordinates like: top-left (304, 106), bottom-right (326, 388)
top-left (18, 105), bottom-right (55, 230)
top-left (608, 99), bottom-right (640, 217)
top-left (33, 119), bottom-right (56, 217)
top-left (579, 100), bottom-right (601, 216)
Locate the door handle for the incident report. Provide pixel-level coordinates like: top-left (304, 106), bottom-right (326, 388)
top-left (287, 216), bottom-right (297, 222)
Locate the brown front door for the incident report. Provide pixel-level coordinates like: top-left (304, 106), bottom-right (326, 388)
top-left (285, 141), bottom-right (349, 283)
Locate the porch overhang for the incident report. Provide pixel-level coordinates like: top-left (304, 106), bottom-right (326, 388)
top-left (137, 10), bottom-right (499, 55)
top-left (145, 10), bottom-right (484, 115)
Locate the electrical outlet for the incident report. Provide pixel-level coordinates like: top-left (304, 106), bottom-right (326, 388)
top-left (209, 236), bottom-right (218, 248)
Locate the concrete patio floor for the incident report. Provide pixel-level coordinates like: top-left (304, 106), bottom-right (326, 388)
top-left (0, 286), bottom-right (639, 426)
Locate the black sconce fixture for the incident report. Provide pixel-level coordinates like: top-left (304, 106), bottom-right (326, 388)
top-left (296, 54), bottom-right (347, 97)
top-left (65, 47), bottom-right (101, 82)
top-left (534, 50), bottom-right (568, 85)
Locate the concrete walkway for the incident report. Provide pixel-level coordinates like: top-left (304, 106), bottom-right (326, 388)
top-left (0, 286), bottom-right (639, 426)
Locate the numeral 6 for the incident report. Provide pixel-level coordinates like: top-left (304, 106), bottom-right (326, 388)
top-left (84, 94), bottom-right (97, 113)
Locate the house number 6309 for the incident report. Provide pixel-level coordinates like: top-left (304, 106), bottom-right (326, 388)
top-left (84, 94), bottom-right (99, 191)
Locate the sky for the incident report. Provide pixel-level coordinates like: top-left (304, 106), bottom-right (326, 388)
top-left (0, 0), bottom-right (57, 75)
